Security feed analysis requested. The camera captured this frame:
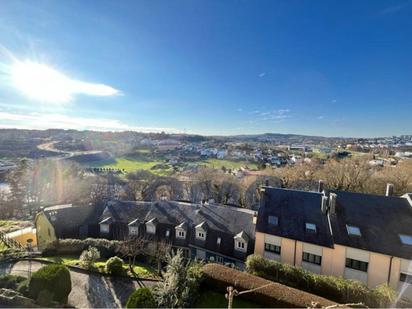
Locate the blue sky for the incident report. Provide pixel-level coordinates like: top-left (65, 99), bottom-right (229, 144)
top-left (0, 0), bottom-right (411, 137)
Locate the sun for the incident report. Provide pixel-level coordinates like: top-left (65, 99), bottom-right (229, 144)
top-left (10, 60), bottom-right (75, 104)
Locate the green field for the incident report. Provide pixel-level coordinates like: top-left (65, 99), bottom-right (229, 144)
top-left (87, 156), bottom-right (257, 175)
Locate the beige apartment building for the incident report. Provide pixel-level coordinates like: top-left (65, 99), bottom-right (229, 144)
top-left (255, 184), bottom-right (412, 301)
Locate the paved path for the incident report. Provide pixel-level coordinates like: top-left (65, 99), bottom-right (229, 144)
top-left (0, 260), bottom-right (157, 308)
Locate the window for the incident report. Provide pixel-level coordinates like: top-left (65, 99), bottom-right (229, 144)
top-left (100, 224), bottom-right (109, 233)
top-left (264, 243), bottom-right (281, 255)
top-left (302, 252), bottom-right (322, 265)
top-left (217, 237), bottom-right (221, 245)
top-left (345, 258), bottom-right (368, 272)
top-left (165, 229), bottom-right (170, 237)
top-left (176, 230), bottom-right (186, 239)
top-left (197, 231), bottom-right (206, 239)
top-left (399, 234), bottom-right (412, 245)
top-left (268, 215), bottom-right (278, 226)
top-left (146, 224), bottom-right (156, 234)
top-left (236, 241), bottom-right (246, 250)
top-left (216, 256), bottom-right (224, 264)
top-left (129, 227), bottom-right (139, 235)
top-left (400, 273), bottom-right (412, 284)
top-left (346, 225), bottom-right (361, 236)
top-left (305, 223), bottom-right (317, 233)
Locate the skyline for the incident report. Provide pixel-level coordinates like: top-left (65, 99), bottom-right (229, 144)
top-left (0, 0), bottom-right (411, 137)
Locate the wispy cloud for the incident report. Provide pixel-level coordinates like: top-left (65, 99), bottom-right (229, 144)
top-left (378, 2), bottom-right (410, 16)
top-left (317, 115), bottom-right (325, 120)
top-left (248, 108), bottom-right (291, 123)
top-left (0, 111), bottom-right (179, 133)
top-left (236, 108), bottom-right (243, 112)
top-left (258, 72), bottom-right (266, 78)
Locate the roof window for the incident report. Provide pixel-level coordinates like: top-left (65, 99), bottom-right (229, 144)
top-left (346, 225), bottom-right (361, 236)
top-left (305, 223), bottom-right (316, 233)
top-left (399, 234), bottom-right (412, 245)
top-left (268, 215), bottom-right (278, 226)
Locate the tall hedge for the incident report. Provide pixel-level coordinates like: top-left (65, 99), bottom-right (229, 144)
top-left (43, 238), bottom-right (121, 258)
top-left (246, 254), bottom-right (396, 307)
top-left (28, 264), bottom-right (72, 304)
top-left (126, 288), bottom-right (156, 308)
top-left (202, 263), bottom-right (335, 308)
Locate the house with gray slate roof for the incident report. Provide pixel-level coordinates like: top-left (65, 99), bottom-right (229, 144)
top-left (255, 183), bottom-right (412, 301)
top-left (98, 200), bottom-right (256, 267)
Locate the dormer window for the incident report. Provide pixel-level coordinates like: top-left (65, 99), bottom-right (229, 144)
top-left (99, 217), bottom-right (112, 234)
top-left (175, 222), bottom-right (188, 239)
top-left (146, 218), bottom-right (158, 235)
top-left (128, 219), bottom-right (139, 236)
top-left (234, 231), bottom-right (249, 253)
top-left (195, 221), bottom-right (208, 241)
top-left (165, 229), bottom-right (170, 237)
top-left (347, 225), bottom-right (361, 236)
top-left (217, 237), bottom-right (221, 245)
top-left (305, 223), bottom-right (316, 233)
top-left (268, 215), bottom-right (278, 226)
top-left (399, 234), bottom-right (412, 245)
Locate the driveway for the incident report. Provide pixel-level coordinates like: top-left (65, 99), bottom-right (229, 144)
top-left (0, 260), bottom-right (157, 308)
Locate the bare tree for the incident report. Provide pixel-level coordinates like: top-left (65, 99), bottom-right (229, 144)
top-left (153, 240), bottom-right (172, 275)
top-left (119, 236), bottom-right (147, 274)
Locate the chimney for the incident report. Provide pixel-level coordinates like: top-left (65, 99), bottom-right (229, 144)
top-left (318, 180), bottom-right (324, 193)
top-left (321, 196), bottom-right (328, 214)
top-left (329, 193), bottom-right (337, 214)
top-left (253, 212), bottom-right (257, 224)
top-left (386, 183), bottom-right (394, 196)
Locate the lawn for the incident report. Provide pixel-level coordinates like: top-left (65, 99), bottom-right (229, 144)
top-left (195, 290), bottom-right (261, 308)
top-left (39, 255), bottom-right (159, 279)
top-left (201, 159), bottom-right (258, 170)
top-left (87, 157), bottom-right (174, 176)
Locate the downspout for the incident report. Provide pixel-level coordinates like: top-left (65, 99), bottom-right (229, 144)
top-left (293, 240), bottom-right (297, 266)
top-left (387, 256), bottom-right (394, 285)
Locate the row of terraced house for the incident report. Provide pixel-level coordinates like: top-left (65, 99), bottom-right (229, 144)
top-left (33, 182), bottom-right (412, 300)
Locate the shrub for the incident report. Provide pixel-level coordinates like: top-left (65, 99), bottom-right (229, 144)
top-left (105, 256), bottom-right (124, 275)
top-left (16, 279), bottom-right (29, 297)
top-left (0, 275), bottom-right (26, 290)
top-left (245, 254), bottom-right (396, 307)
top-left (126, 288), bottom-right (156, 308)
top-left (28, 264), bottom-right (71, 304)
top-left (154, 250), bottom-right (204, 308)
top-left (202, 263), bottom-right (335, 308)
top-left (79, 246), bottom-right (100, 270)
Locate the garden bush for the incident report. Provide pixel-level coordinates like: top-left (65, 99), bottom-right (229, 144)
top-left (245, 254), bottom-right (396, 307)
top-left (126, 287), bottom-right (156, 308)
top-left (0, 275), bottom-right (26, 290)
top-left (28, 264), bottom-right (71, 304)
top-left (202, 263), bottom-right (335, 308)
top-left (79, 246), bottom-right (100, 270)
top-left (105, 256), bottom-right (124, 275)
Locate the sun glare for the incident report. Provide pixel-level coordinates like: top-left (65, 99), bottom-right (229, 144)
top-left (10, 60), bottom-right (119, 104)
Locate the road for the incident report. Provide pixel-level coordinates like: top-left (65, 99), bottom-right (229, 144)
top-left (37, 141), bottom-right (105, 160)
top-left (0, 260), bottom-right (157, 308)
